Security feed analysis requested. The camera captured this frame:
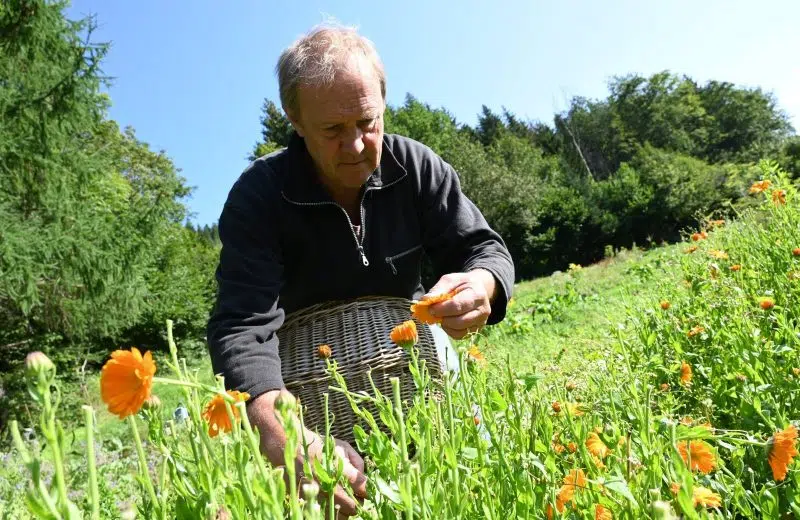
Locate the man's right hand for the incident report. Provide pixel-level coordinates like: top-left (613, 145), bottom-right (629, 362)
top-left (246, 389), bottom-right (368, 517)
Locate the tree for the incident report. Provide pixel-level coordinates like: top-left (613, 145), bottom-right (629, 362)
top-left (249, 99), bottom-right (292, 160)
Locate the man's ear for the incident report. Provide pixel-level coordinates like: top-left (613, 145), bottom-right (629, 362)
top-left (285, 107), bottom-right (305, 138)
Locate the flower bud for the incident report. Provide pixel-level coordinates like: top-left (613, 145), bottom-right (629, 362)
top-left (275, 392), bottom-right (297, 414)
top-left (142, 395), bottom-right (162, 412)
top-left (25, 351), bottom-right (54, 381)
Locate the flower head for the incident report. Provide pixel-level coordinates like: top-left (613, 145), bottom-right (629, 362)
top-left (767, 424), bottom-right (798, 481)
top-left (692, 486), bottom-right (721, 508)
top-left (708, 250), bottom-right (728, 260)
top-left (390, 321), bottom-right (418, 349)
top-left (410, 291), bottom-right (456, 324)
top-left (202, 390), bottom-right (250, 438)
top-left (687, 326), bottom-right (704, 338)
top-left (595, 504), bottom-right (612, 520)
top-left (586, 432), bottom-right (611, 459)
top-left (677, 440), bottom-right (716, 474)
top-left (749, 180), bottom-right (772, 194)
top-left (680, 361), bottom-right (693, 385)
top-left (100, 347), bottom-right (156, 419)
top-left (317, 344), bottom-right (332, 359)
top-left (660, 300), bottom-right (670, 310)
top-left (729, 264), bottom-right (741, 271)
top-left (793, 247), bottom-right (800, 257)
top-left (772, 189), bottom-right (786, 205)
top-left (759, 297), bottom-right (775, 310)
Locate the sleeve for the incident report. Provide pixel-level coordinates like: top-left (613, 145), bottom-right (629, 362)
top-left (206, 167), bottom-right (286, 400)
top-left (418, 152), bottom-right (516, 325)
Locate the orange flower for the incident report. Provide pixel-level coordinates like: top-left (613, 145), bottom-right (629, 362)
top-left (772, 189), bottom-right (786, 205)
top-left (729, 264), bottom-right (741, 271)
top-left (100, 347), bottom-right (157, 419)
top-left (669, 482), bottom-right (680, 495)
top-left (660, 383), bottom-right (669, 392)
top-left (687, 326), bottom-right (704, 338)
top-left (749, 179), bottom-right (772, 194)
top-left (390, 320), bottom-right (418, 348)
top-left (680, 361), bottom-right (693, 385)
top-left (467, 345), bottom-right (486, 365)
top-left (586, 432), bottom-right (611, 459)
top-left (595, 504), bottom-right (612, 520)
top-left (553, 442), bottom-right (565, 454)
top-left (660, 300), bottom-right (670, 310)
top-left (202, 390), bottom-right (250, 437)
top-left (410, 291), bottom-right (456, 324)
top-left (708, 250), bottom-right (728, 260)
top-left (677, 440), bottom-right (716, 474)
top-left (317, 344), bottom-right (332, 359)
top-left (767, 424), bottom-right (798, 481)
top-left (684, 246), bottom-right (698, 254)
top-left (552, 401), bottom-right (562, 413)
top-left (567, 442), bottom-right (577, 453)
top-left (759, 297), bottom-right (775, 310)
top-left (557, 469), bottom-right (587, 506)
top-left (680, 416), bottom-right (693, 426)
top-left (709, 219), bottom-right (725, 228)
top-left (473, 416), bottom-right (481, 426)
top-left (691, 233), bottom-right (703, 242)
top-left (546, 503), bottom-right (556, 519)
top-left (692, 486), bottom-right (721, 508)
top-left (793, 247), bottom-right (800, 257)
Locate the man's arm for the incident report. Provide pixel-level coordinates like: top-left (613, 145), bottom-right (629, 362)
top-left (416, 151), bottom-right (515, 334)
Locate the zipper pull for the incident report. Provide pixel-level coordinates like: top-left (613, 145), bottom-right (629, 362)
top-left (385, 257), bottom-right (397, 275)
top-left (358, 246), bottom-right (369, 266)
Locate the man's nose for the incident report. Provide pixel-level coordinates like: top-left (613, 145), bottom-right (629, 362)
top-left (341, 127), bottom-right (365, 156)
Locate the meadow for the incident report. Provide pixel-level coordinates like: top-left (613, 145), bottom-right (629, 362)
top-left (1, 162), bottom-right (798, 519)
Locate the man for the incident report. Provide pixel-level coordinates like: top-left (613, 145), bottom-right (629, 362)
top-left (206, 23), bottom-right (515, 517)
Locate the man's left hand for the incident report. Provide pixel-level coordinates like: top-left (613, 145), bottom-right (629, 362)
top-left (424, 269), bottom-right (497, 339)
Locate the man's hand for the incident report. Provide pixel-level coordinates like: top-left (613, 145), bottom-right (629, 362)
top-left (246, 390), bottom-right (367, 517)
top-left (424, 268), bottom-right (497, 339)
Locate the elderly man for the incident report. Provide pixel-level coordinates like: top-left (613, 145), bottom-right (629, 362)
top-left (206, 24), bottom-right (514, 516)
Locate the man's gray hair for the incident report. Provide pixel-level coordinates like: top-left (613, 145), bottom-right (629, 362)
top-left (276, 23), bottom-right (386, 116)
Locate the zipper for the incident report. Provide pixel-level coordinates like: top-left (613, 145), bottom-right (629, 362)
top-left (385, 244), bottom-right (423, 275)
top-left (282, 189), bottom-right (371, 266)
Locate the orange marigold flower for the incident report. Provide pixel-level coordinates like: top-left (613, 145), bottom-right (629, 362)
top-left (749, 179), bottom-right (772, 194)
top-left (660, 300), bottom-right (670, 310)
top-left (552, 401), bottom-right (562, 413)
top-left (467, 345), bottom-right (486, 365)
top-left (202, 390), bottom-right (250, 437)
top-left (586, 432), bottom-right (611, 459)
top-left (669, 482), bottom-right (680, 495)
top-left (709, 219), bottom-right (725, 228)
top-left (759, 297), bottom-right (775, 310)
top-left (677, 440), bottom-right (716, 474)
top-left (772, 189), bottom-right (786, 205)
top-left (687, 326), bottom-right (704, 338)
top-left (691, 232), bottom-right (703, 242)
top-left (557, 468), bottom-right (587, 506)
top-left (390, 320), bottom-right (418, 348)
top-left (317, 344), bottom-right (332, 359)
top-left (767, 424), bottom-right (798, 481)
top-left (692, 486), bottom-right (722, 508)
top-left (595, 504), bottom-right (612, 520)
top-left (410, 290), bottom-right (456, 324)
top-left (729, 264), bottom-right (741, 271)
top-left (684, 246), bottom-right (698, 254)
top-left (553, 442), bottom-right (565, 454)
top-left (100, 347), bottom-right (156, 419)
top-left (680, 361), bottom-right (693, 385)
top-left (793, 247), bottom-right (800, 257)
top-left (708, 250), bottom-right (728, 260)
top-left (567, 442), bottom-right (578, 453)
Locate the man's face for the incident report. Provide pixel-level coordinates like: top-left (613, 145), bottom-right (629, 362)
top-left (289, 62), bottom-right (385, 197)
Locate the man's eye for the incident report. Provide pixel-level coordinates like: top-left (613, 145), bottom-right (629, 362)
top-left (324, 125), bottom-right (341, 133)
top-left (358, 119), bottom-right (375, 128)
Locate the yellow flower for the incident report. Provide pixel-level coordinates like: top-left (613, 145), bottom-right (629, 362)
top-left (708, 249), bottom-right (728, 260)
top-left (566, 402), bottom-right (585, 417)
top-left (100, 347), bottom-right (156, 419)
top-left (767, 424), bottom-right (798, 481)
top-left (692, 486), bottom-right (721, 508)
top-left (202, 390), bottom-right (250, 437)
top-left (467, 345), bottom-right (486, 365)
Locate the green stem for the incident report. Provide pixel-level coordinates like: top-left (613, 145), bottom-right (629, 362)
top-left (391, 378), bottom-right (413, 520)
top-left (82, 406), bottom-right (100, 520)
top-left (128, 415), bottom-right (160, 515)
top-left (43, 389), bottom-right (69, 513)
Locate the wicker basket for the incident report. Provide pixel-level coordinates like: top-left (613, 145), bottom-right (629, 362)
top-left (277, 296), bottom-right (444, 445)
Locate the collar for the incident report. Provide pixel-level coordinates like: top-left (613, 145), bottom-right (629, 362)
top-left (281, 131), bottom-right (408, 204)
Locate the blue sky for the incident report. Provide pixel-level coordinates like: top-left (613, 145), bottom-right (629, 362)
top-left (66, 0), bottom-right (800, 226)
